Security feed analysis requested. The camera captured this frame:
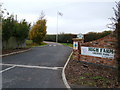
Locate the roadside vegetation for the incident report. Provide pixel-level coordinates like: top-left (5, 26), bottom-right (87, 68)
top-left (29, 11), bottom-right (47, 45)
top-left (2, 11), bottom-right (47, 54)
top-left (45, 33), bottom-right (76, 44)
top-left (65, 58), bottom-right (117, 88)
top-left (2, 15), bottom-right (31, 49)
top-left (44, 30), bottom-right (112, 44)
top-left (26, 40), bottom-right (47, 48)
top-left (60, 43), bottom-right (73, 47)
top-left (112, 1), bottom-right (120, 86)
top-left (84, 30), bottom-right (112, 42)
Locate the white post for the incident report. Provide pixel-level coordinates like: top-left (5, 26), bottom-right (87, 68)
top-left (0, 3), bottom-right (2, 90)
top-left (15, 15), bottom-right (17, 21)
top-left (0, 3), bottom-right (2, 26)
top-left (0, 3), bottom-right (2, 37)
top-left (56, 11), bottom-right (58, 43)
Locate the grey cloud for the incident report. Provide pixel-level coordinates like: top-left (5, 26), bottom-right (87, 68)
top-left (2, 0), bottom-right (116, 34)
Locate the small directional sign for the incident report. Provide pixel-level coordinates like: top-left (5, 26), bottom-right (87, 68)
top-left (74, 43), bottom-right (77, 47)
top-left (77, 33), bottom-right (84, 39)
top-left (73, 42), bottom-right (78, 50)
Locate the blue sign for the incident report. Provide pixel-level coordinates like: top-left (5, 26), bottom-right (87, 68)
top-left (74, 43), bottom-right (77, 47)
top-left (73, 42), bottom-right (78, 50)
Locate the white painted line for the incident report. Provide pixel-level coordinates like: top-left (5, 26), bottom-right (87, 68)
top-left (14, 65), bottom-right (63, 70)
top-left (62, 52), bottom-right (73, 90)
top-left (49, 45), bottom-right (52, 46)
top-left (0, 66), bottom-right (16, 73)
top-left (48, 45), bottom-right (57, 46)
top-left (53, 45), bottom-right (56, 46)
top-left (0, 63), bottom-right (14, 66)
top-left (0, 63), bottom-right (63, 70)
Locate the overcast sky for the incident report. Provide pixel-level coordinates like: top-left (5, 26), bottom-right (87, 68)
top-left (1, 0), bottom-right (119, 34)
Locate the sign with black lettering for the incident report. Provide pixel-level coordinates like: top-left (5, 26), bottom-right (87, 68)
top-left (81, 46), bottom-right (114, 59)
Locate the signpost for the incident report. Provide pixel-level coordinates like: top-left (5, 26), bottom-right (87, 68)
top-left (72, 33), bottom-right (84, 60)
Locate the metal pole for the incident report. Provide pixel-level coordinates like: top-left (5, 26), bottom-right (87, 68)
top-left (0, 3), bottom-right (2, 31)
top-left (0, 3), bottom-right (2, 44)
top-left (0, 4), bottom-right (2, 89)
top-left (15, 14), bottom-right (17, 21)
top-left (56, 11), bottom-right (58, 43)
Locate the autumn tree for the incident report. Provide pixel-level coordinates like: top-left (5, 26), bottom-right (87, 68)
top-left (29, 12), bottom-right (47, 44)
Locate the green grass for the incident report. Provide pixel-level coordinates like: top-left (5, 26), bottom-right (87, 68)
top-left (26, 40), bottom-right (47, 47)
top-left (90, 76), bottom-right (108, 81)
top-left (26, 40), bottom-right (33, 45)
top-left (80, 76), bottom-right (86, 79)
top-left (60, 43), bottom-right (73, 47)
top-left (77, 75), bottom-right (111, 87)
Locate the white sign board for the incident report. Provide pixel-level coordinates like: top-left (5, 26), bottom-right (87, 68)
top-left (77, 33), bottom-right (84, 39)
top-left (73, 42), bottom-right (78, 50)
top-left (81, 46), bottom-right (115, 59)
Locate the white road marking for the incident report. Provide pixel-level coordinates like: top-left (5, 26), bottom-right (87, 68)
top-left (48, 45), bottom-right (57, 47)
top-left (0, 66), bottom-right (16, 73)
top-left (0, 63), bottom-right (63, 70)
top-left (49, 45), bottom-right (52, 46)
top-left (62, 52), bottom-right (73, 90)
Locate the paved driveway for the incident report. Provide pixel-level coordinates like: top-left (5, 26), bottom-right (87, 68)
top-left (1, 42), bottom-right (72, 88)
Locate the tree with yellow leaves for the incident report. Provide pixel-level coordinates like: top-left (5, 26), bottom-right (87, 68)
top-left (29, 12), bottom-right (47, 45)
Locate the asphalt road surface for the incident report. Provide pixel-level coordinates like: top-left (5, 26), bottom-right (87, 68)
top-left (1, 42), bottom-right (72, 88)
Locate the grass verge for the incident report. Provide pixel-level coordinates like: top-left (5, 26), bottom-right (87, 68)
top-left (26, 40), bottom-right (48, 47)
top-left (60, 43), bottom-right (73, 47)
top-left (2, 40), bottom-right (48, 55)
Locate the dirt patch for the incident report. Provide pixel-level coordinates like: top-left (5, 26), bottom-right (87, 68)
top-left (65, 56), bottom-right (118, 88)
top-left (2, 48), bottom-right (30, 55)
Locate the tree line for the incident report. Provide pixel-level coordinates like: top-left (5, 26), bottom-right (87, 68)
top-left (2, 12), bottom-right (47, 49)
top-left (44, 30), bottom-right (112, 43)
top-left (2, 15), bottom-right (31, 49)
top-left (45, 33), bottom-right (76, 43)
top-left (84, 30), bottom-right (112, 42)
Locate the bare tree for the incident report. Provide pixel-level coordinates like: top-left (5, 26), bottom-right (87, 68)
top-left (111, 1), bottom-right (120, 87)
top-left (39, 10), bottom-right (45, 20)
